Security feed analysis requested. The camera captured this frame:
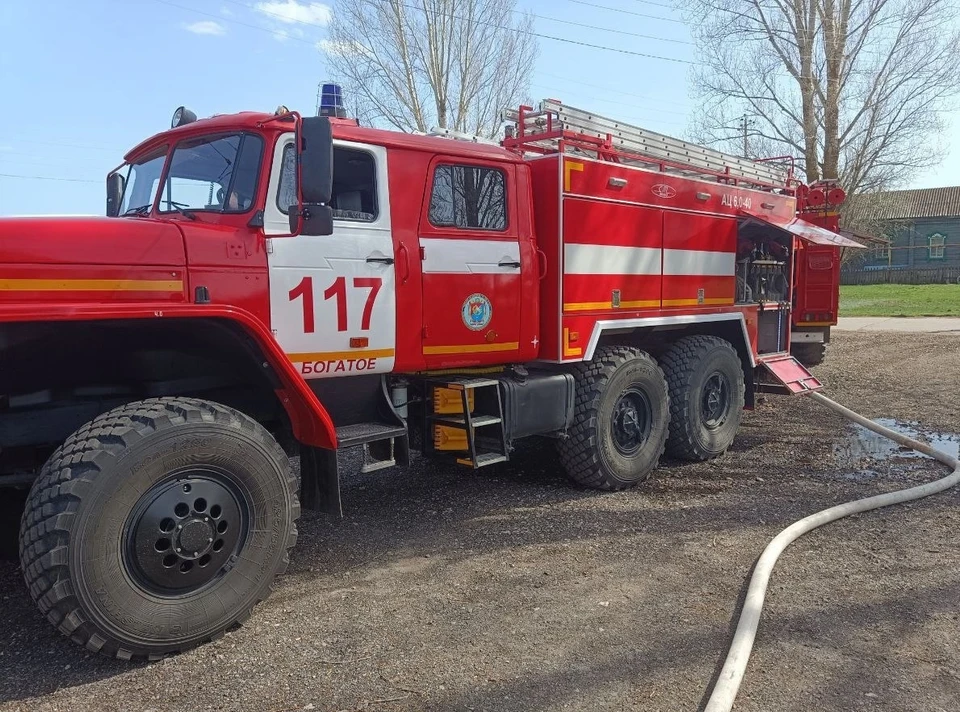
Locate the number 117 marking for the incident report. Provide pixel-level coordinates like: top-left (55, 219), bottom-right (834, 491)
top-left (288, 276), bottom-right (382, 333)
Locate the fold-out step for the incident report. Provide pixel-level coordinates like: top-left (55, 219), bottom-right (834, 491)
top-left (336, 422), bottom-right (407, 448)
top-left (759, 355), bottom-right (823, 394)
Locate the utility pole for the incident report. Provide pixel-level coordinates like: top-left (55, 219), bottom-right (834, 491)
top-left (740, 114), bottom-right (755, 158)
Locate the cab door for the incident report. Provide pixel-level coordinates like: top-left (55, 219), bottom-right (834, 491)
top-left (419, 159), bottom-right (522, 367)
top-left (264, 135), bottom-right (397, 379)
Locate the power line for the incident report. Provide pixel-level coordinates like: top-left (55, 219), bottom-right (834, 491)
top-left (529, 82), bottom-right (689, 118)
top-left (2, 150), bottom-right (113, 165)
top-left (161, 0), bottom-right (693, 64)
top-left (2, 138), bottom-right (117, 152)
top-left (535, 69), bottom-right (693, 109)
top-left (564, 0), bottom-right (687, 24)
top-left (625, 0), bottom-right (678, 8)
top-left (218, 0), bottom-right (693, 46)
top-left (536, 12), bottom-right (692, 45)
top-left (0, 173), bottom-right (100, 183)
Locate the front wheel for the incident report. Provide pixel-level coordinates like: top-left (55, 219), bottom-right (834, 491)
top-left (19, 397), bottom-right (299, 660)
top-left (558, 347), bottom-right (670, 490)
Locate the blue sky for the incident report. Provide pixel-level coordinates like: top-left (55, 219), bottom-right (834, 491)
top-left (1, 0), bottom-right (958, 216)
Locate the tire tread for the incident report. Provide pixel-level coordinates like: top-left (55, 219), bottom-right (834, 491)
top-left (557, 346), bottom-right (668, 491)
top-left (659, 335), bottom-right (744, 461)
top-left (18, 397), bottom-right (299, 660)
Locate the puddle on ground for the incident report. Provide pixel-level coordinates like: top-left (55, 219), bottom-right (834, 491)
top-left (834, 419), bottom-right (960, 475)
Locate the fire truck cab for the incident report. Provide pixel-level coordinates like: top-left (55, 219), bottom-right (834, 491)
top-left (0, 89), bottom-right (863, 659)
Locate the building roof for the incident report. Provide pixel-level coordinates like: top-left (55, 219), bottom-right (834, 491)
top-left (865, 186), bottom-right (960, 220)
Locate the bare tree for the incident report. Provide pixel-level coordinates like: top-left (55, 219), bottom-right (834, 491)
top-left (681, 0), bottom-right (960, 195)
top-left (321, 0), bottom-right (538, 138)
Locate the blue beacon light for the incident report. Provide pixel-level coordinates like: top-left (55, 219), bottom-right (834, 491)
top-left (318, 83), bottom-right (347, 118)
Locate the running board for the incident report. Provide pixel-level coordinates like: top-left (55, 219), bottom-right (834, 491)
top-left (759, 355), bottom-right (823, 394)
top-left (336, 422), bottom-right (408, 473)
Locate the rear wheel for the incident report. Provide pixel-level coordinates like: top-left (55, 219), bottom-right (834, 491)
top-left (791, 342), bottom-right (826, 367)
top-left (19, 397), bottom-right (299, 660)
top-left (557, 347), bottom-right (669, 490)
top-left (660, 336), bottom-right (745, 461)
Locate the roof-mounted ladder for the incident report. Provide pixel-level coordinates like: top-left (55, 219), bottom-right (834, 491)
top-left (502, 99), bottom-right (792, 190)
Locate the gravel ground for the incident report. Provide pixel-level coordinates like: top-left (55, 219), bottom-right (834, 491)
top-left (1, 331), bottom-right (959, 712)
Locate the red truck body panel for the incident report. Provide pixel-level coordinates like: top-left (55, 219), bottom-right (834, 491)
top-left (525, 153), bottom-right (800, 363)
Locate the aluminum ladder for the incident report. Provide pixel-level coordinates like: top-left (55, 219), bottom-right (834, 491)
top-left (503, 99), bottom-right (790, 189)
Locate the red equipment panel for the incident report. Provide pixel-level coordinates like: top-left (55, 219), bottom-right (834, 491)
top-left (562, 197), bottom-right (663, 313)
top-left (661, 212), bottom-right (736, 309)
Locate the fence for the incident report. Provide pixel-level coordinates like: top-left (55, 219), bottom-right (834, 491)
top-left (841, 266), bottom-right (960, 285)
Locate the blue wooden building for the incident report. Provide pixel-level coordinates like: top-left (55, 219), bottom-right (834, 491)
top-left (847, 187), bottom-right (960, 278)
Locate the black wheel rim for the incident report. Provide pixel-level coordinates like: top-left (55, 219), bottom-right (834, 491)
top-left (611, 387), bottom-right (653, 456)
top-left (701, 371), bottom-right (731, 430)
top-left (123, 469), bottom-right (249, 597)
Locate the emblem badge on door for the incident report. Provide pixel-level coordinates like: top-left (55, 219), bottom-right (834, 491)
top-left (461, 293), bottom-right (493, 331)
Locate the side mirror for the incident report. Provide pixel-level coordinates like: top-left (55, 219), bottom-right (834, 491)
top-left (289, 203), bottom-right (333, 236)
top-left (106, 172), bottom-right (125, 217)
top-left (299, 116), bottom-right (333, 205)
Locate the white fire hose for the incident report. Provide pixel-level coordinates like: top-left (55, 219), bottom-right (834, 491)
top-left (704, 391), bottom-right (960, 712)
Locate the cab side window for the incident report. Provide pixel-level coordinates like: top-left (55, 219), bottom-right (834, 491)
top-left (429, 164), bottom-right (507, 231)
top-left (277, 144), bottom-right (378, 222)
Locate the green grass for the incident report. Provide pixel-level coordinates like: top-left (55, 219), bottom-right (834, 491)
top-left (840, 284), bottom-right (960, 317)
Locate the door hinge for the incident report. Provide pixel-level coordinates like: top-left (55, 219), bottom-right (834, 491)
top-left (420, 246), bottom-right (426, 261)
top-left (265, 238), bottom-right (274, 254)
top-left (422, 326), bottom-right (429, 339)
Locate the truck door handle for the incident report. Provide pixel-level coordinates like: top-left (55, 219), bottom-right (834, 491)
top-left (397, 242), bottom-right (410, 284)
top-left (498, 260), bottom-right (521, 269)
top-left (366, 256), bottom-right (395, 265)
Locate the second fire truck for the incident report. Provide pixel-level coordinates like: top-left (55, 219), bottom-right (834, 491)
top-left (0, 89), bottom-right (863, 659)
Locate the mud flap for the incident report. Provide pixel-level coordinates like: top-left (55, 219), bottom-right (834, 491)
top-left (299, 445), bottom-right (342, 517)
top-left (759, 355), bottom-right (823, 394)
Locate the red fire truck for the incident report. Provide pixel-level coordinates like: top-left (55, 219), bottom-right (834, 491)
top-left (0, 91), bottom-right (863, 659)
top-left (790, 179), bottom-right (850, 366)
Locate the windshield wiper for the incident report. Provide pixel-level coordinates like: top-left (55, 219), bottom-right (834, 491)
top-left (122, 204), bottom-right (152, 216)
top-left (165, 201), bottom-right (198, 221)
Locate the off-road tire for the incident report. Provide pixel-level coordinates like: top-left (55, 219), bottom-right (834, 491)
top-left (19, 397), bottom-right (299, 660)
top-left (557, 347), bottom-right (669, 490)
top-left (660, 336), bottom-right (745, 461)
top-left (791, 342), bottom-right (826, 367)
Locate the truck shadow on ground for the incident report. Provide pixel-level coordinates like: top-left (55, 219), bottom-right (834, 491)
top-left (0, 405), bottom-right (859, 705)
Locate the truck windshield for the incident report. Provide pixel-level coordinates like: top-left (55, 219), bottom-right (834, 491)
top-left (119, 149), bottom-right (167, 215)
top-left (159, 133), bottom-right (264, 214)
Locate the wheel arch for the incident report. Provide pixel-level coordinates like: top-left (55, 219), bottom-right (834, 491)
top-left (583, 313), bottom-right (756, 408)
top-left (0, 304), bottom-right (337, 454)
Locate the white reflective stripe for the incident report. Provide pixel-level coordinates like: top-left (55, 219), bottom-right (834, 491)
top-left (563, 243), bottom-right (661, 275)
top-left (420, 237), bottom-right (521, 274)
top-left (582, 313), bottom-right (755, 365)
top-left (663, 249), bottom-right (735, 276)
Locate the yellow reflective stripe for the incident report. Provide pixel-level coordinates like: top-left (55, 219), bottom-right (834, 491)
top-left (423, 342), bottom-right (519, 355)
top-left (563, 299), bottom-right (660, 312)
top-left (0, 278), bottom-right (182, 292)
top-left (661, 297), bottom-right (734, 307)
top-left (288, 349), bottom-right (395, 361)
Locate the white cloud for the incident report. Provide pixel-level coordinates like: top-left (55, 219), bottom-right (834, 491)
top-left (220, 7), bottom-right (234, 16)
top-left (184, 21), bottom-right (226, 36)
top-left (255, 0), bottom-right (331, 26)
